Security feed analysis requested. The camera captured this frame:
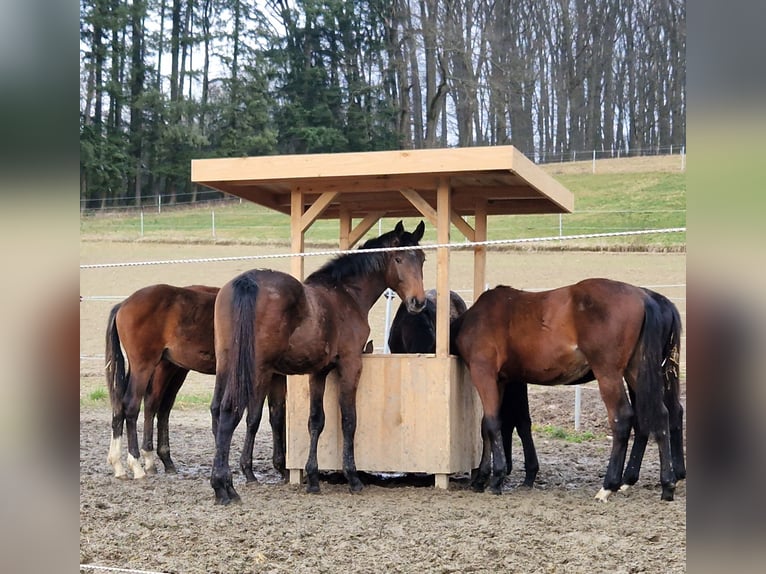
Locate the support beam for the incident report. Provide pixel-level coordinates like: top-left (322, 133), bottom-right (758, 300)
top-left (436, 178), bottom-right (451, 357)
top-left (290, 190), bottom-right (305, 280)
top-left (400, 188), bottom-right (437, 227)
top-left (349, 211), bottom-right (386, 247)
top-left (473, 199), bottom-right (487, 302)
top-left (339, 208), bottom-right (352, 250)
top-left (299, 191), bottom-right (339, 232)
top-left (450, 212), bottom-right (475, 243)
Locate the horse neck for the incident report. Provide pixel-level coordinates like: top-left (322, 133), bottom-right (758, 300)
top-left (342, 272), bottom-right (388, 315)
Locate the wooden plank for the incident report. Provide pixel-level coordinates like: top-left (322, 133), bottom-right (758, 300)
top-left (339, 208), bottom-right (351, 250)
top-left (435, 178), bottom-right (451, 357)
top-left (399, 188), bottom-right (438, 227)
top-left (192, 146), bottom-right (522, 183)
top-left (510, 147), bottom-right (574, 212)
top-left (290, 190), bottom-right (304, 280)
top-left (349, 211), bottom-right (385, 246)
top-left (450, 211), bottom-right (475, 242)
top-left (473, 199), bottom-right (487, 300)
top-left (300, 191), bottom-right (339, 231)
top-left (285, 356), bottom-right (481, 475)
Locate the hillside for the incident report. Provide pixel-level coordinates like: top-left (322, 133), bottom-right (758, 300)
top-left (80, 155), bottom-right (685, 251)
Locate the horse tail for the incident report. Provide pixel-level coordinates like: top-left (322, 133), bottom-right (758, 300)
top-left (221, 273), bottom-right (259, 417)
top-left (659, 294), bottom-right (682, 395)
top-left (105, 303), bottom-right (127, 414)
top-left (633, 295), bottom-right (668, 435)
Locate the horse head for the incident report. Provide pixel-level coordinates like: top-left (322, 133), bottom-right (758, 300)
top-left (385, 220), bottom-right (427, 314)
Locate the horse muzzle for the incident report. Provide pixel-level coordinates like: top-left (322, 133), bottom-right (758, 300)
top-left (406, 296), bottom-right (426, 314)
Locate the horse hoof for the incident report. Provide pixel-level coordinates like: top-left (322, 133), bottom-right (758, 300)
top-left (306, 483), bottom-right (321, 494)
top-left (661, 486), bottom-right (675, 502)
top-left (114, 473), bottom-right (129, 481)
top-left (595, 487), bottom-right (614, 502)
top-left (471, 482), bottom-right (486, 493)
top-left (145, 466), bottom-right (158, 475)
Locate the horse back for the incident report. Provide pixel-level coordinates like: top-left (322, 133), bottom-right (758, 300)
top-left (117, 284), bottom-right (218, 374)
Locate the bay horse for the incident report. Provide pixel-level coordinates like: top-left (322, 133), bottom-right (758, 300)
top-left (105, 284), bottom-right (287, 481)
top-left (497, 286), bottom-right (685, 492)
top-left (211, 220), bottom-right (427, 504)
top-left (451, 278), bottom-right (679, 501)
top-left (388, 289), bottom-right (539, 487)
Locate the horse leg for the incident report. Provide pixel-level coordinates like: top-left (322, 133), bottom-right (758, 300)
top-left (238, 378), bottom-right (270, 484)
top-left (337, 371), bottom-right (364, 494)
top-left (469, 364), bottom-right (506, 494)
top-left (622, 387), bottom-right (646, 487)
top-left (140, 378), bottom-right (160, 476)
top-left (305, 375), bottom-right (328, 493)
top-left (499, 382), bottom-right (514, 476)
top-left (268, 374), bottom-right (287, 479)
top-left (108, 409), bottom-right (127, 479)
top-left (594, 374), bottom-right (634, 502)
top-left (123, 368), bottom-right (153, 479)
top-left (515, 384), bottom-right (539, 488)
top-left (211, 403), bottom-right (245, 505)
top-left (155, 366), bottom-right (189, 474)
top-left (666, 386), bottom-right (686, 481)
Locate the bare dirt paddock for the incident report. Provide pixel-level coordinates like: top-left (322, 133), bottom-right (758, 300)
top-left (80, 242), bottom-right (686, 573)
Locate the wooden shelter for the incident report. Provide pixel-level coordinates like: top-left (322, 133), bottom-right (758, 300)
top-left (192, 145), bottom-right (573, 488)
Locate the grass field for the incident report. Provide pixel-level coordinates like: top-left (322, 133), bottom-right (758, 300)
top-left (80, 155), bottom-right (685, 250)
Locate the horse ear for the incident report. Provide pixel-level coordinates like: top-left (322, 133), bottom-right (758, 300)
top-left (394, 220), bottom-right (404, 235)
top-left (413, 220), bottom-right (425, 242)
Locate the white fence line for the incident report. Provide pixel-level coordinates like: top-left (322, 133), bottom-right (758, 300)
top-left (81, 227), bottom-right (685, 270)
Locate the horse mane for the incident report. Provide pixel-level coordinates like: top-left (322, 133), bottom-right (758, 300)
top-left (305, 228), bottom-right (419, 287)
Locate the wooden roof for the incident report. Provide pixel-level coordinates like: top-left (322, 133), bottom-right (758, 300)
top-left (191, 145), bottom-right (573, 219)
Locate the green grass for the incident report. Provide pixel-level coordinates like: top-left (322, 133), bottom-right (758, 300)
top-left (534, 424), bottom-right (598, 443)
top-left (80, 169), bottom-right (685, 250)
top-left (87, 388), bottom-right (107, 402)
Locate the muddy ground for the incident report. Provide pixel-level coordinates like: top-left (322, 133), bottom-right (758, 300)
top-left (80, 245), bottom-right (686, 573)
top-left (80, 382), bottom-right (686, 574)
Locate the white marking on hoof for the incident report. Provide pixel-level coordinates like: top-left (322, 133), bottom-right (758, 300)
top-left (107, 437), bottom-right (127, 478)
top-left (619, 484), bottom-right (630, 493)
top-left (595, 487), bottom-right (613, 502)
top-left (127, 454), bottom-right (146, 479)
top-left (141, 449), bottom-right (157, 474)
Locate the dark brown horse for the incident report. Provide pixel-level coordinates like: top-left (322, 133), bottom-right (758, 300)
top-left (451, 278), bottom-right (679, 501)
top-left (497, 286), bottom-right (685, 492)
top-left (105, 284), bottom-right (287, 481)
top-left (211, 221), bottom-right (427, 504)
top-left (388, 289), bottom-right (538, 487)
top-left (387, 289), bottom-right (467, 354)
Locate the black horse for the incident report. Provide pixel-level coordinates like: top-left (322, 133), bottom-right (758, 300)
top-left (388, 289), bottom-right (539, 487)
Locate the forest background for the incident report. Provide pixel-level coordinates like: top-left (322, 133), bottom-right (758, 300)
top-left (79, 0), bottom-right (685, 210)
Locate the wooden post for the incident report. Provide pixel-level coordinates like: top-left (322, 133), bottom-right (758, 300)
top-left (289, 189), bottom-right (305, 486)
top-left (473, 199), bottom-right (487, 302)
top-left (339, 208), bottom-right (351, 250)
top-left (435, 178), bottom-right (451, 357)
top-left (290, 190), bottom-right (305, 281)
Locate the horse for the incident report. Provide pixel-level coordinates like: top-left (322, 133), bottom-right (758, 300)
top-left (451, 278), bottom-right (679, 501)
top-left (497, 286), bottom-right (685, 491)
top-left (388, 289), bottom-right (539, 487)
top-left (105, 284), bottom-right (287, 481)
top-left (210, 220), bottom-right (427, 504)
top-left (387, 289), bottom-right (467, 354)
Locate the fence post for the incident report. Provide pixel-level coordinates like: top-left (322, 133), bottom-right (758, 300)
top-left (158, 194), bottom-right (162, 214)
top-left (592, 150), bottom-right (596, 173)
top-left (212, 210), bottom-right (216, 239)
top-left (574, 386), bottom-right (582, 430)
top-left (680, 146), bottom-right (686, 171)
top-left (140, 209), bottom-right (144, 237)
top-left (382, 288), bottom-right (395, 353)
top-left (559, 214), bottom-right (563, 238)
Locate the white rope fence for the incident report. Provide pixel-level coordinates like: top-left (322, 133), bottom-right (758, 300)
top-left (80, 227), bottom-right (685, 270)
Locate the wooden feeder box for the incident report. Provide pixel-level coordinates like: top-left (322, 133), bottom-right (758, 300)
top-left (192, 146), bottom-right (573, 488)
